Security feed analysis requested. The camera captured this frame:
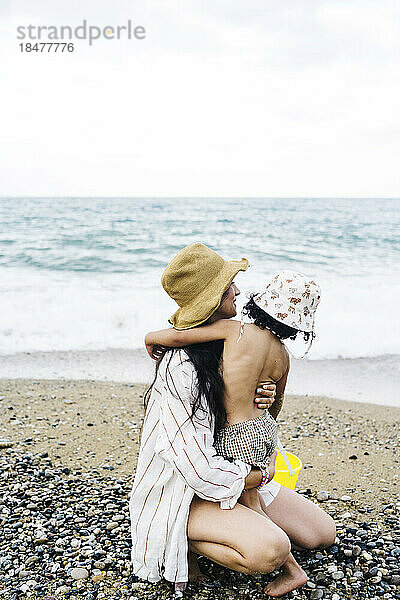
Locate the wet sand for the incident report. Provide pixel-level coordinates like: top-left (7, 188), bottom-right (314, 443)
top-left (1, 349), bottom-right (399, 407)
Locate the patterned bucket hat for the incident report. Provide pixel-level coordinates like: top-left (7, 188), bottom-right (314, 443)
top-left (253, 271), bottom-right (321, 332)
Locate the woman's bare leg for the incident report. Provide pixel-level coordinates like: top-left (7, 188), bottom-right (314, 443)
top-left (261, 486), bottom-right (337, 550)
top-left (187, 495), bottom-right (291, 576)
top-left (240, 490), bottom-right (308, 597)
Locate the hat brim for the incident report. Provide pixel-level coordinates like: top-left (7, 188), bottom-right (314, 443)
top-left (169, 258), bottom-right (249, 330)
top-left (254, 289), bottom-right (315, 332)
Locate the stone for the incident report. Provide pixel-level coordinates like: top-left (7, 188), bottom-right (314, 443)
top-left (112, 514), bottom-right (125, 522)
top-left (353, 571), bottom-right (364, 580)
top-left (317, 491), bottom-right (329, 502)
top-left (332, 570), bottom-right (345, 580)
top-left (70, 567), bottom-right (89, 580)
top-left (327, 565), bottom-right (338, 573)
top-left (18, 570), bottom-right (34, 578)
top-left (0, 439), bottom-right (13, 448)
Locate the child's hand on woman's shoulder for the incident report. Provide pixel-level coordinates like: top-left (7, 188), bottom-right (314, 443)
top-left (144, 332), bottom-right (165, 360)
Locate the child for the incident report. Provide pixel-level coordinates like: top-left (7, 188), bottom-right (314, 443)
top-left (145, 270), bottom-right (321, 597)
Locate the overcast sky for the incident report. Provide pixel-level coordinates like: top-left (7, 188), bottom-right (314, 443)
top-left (1, 0), bottom-right (399, 196)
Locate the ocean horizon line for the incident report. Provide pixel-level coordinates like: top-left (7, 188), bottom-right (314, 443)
top-left (2, 195), bottom-right (400, 200)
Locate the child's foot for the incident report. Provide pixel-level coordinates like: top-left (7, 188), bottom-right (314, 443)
top-left (264, 562), bottom-right (308, 597)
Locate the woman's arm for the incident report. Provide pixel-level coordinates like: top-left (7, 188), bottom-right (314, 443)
top-left (145, 319), bottom-right (235, 359)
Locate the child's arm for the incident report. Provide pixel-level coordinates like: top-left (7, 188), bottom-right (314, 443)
top-left (145, 319), bottom-right (236, 359)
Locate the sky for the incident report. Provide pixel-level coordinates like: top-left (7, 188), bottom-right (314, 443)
top-left (1, 0), bottom-right (400, 197)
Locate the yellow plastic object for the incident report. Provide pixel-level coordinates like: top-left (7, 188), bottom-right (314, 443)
top-left (272, 450), bottom-right (303, 490)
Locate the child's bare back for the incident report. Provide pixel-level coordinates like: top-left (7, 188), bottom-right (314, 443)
top-left (145, 316), bottom-right (290, 426)
top-left (219, 319), bottom-right (289, 425)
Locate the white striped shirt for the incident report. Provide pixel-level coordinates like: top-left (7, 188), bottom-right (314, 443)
top-left (129, 349), bottom-right (251, 584)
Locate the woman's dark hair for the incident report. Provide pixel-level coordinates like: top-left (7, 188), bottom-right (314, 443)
top-left (144, 339), bottom-right (226, 439)
top-left (243, 295), bottom-right (314, 343)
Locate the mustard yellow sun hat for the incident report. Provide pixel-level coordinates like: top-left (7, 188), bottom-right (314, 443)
top-left (161, 242), bottom-right (249, 330)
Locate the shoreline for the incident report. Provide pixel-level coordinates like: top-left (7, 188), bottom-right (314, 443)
top-left (0, 348), bottom-right (399, 407)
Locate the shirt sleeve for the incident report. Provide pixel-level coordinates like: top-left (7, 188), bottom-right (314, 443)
top-left (154, 351), bottom-right (250, 509)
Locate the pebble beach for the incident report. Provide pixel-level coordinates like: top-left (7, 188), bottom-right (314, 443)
top-left (0, 378), bottom-right (399, 600)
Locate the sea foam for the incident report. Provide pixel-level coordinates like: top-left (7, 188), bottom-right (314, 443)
top-left (1, 265), bottom-right (399, 359)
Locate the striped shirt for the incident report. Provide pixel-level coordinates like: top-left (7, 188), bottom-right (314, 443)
top-left (129, 349), bottom-right (251, 584)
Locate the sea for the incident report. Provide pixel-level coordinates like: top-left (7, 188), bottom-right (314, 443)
top-left (1, 197), bottom-right (399, 361)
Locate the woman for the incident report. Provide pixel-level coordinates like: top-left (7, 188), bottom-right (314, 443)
top-left (129, 243), bottom-right (335, 595)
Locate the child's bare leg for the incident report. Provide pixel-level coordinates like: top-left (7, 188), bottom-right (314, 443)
top-left (240, 490), bottom-right (308, 597)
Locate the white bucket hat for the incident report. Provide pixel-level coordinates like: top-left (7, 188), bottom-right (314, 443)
top-left (253, 271), bottom-right (321, 332)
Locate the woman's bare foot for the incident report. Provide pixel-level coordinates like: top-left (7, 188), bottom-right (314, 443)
top-left (264, 560), bottom-right (308, 597)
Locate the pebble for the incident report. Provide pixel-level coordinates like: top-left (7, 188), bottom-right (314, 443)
top-left (317, 490), bottom-right (329, 501)
top-left (353, 571), bottom-right (364, 579)
top-left (0, 439), bottom-right (13, 448)
top-left (70, 567), bottom-right (89, 580)
top-left (332, 570), bottom-right (345, 580)
top-left (1, 448), bottom-right (399, 600)
top-left (56, 586), bottom-right (71, 594)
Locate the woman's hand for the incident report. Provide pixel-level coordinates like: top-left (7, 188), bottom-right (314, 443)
top-left (244, 467), bottom-right (263, 490)
top-left (244, 450), bottom-right (278, 490)
top-left (254, 383), bottom-right (276, 410)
